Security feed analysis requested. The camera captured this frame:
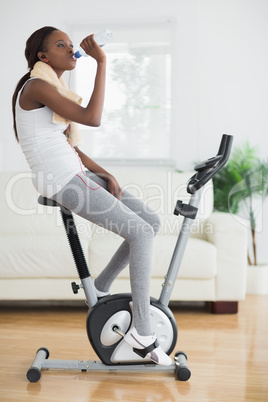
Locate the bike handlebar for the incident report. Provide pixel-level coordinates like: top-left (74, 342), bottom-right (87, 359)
top-left (187, 134), bottom-right (233, 194)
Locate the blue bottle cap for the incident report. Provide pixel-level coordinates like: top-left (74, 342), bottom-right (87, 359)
top-left (74, 50), bottom-right (82, 59)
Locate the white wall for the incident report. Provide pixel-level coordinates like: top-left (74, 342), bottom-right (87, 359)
top-left (197, 0), bottom-right (268, 160)
top-left (1, 0), bottom-right (267, 167)
top-left (0, 0), bottom-right (267, 262)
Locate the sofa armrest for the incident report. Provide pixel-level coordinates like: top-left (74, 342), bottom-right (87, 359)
top-left (206, 212), bottom-right (248, 300)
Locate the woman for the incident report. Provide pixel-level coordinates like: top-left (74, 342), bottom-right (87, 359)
top-left (12, 26), bottom-right (172, 366)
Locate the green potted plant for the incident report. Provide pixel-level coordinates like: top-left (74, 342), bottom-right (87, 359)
top-left (213, 141), bottom-right (268, 294)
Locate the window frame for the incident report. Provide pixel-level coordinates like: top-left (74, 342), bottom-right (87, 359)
top-left (68, 20), bottom-right (177, 166)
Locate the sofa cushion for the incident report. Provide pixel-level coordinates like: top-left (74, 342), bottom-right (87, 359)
top-left (0, 234), bottom-right (88, 278)
top-left (103, 166), bottom-right (214, 236)
top-left (0, 169), bottom-right (215, 281)
top-left (88, 233), bottom-right (217, 280)
top-left (0, 171), bottom-right (93, 236)
top-left (0, 169), bottom-right (213, 237)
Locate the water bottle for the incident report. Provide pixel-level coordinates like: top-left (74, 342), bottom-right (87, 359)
top-left (74, 29), bottom-right (113, 58)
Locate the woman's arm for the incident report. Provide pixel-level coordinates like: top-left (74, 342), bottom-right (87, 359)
top-left (75, 147), bottom-right (123, 199)
top-left (80, 35), bottom-right (106, 125)
top-left (22, 35), bottom-right (106, 127)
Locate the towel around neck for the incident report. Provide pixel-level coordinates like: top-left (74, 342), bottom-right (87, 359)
top-left (30, 61), bottom-right (83, 147)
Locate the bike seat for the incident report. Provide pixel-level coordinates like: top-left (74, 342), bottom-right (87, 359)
top-left (38, 195), bottom-right (61, 208)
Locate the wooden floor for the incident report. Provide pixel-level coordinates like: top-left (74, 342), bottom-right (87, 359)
top-left (0, 295), bottom-right (267, 402)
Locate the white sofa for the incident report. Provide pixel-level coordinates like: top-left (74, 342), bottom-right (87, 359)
top-left (0, 168), bottom-right (248, 312)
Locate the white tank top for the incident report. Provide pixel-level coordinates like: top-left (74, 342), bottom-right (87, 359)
top-left (16, 79), bottom-right (85, 197)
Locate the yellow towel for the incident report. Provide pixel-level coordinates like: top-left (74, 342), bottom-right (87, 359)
top-left (30, 61), bottom-right (83, 147)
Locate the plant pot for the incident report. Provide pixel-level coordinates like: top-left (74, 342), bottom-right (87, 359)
top-left (246, 264), bottom-right (268, 295)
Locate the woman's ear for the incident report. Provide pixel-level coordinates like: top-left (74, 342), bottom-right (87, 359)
top-left (37, 51), bottom-right (47, 61)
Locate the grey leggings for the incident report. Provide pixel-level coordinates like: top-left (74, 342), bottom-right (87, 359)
top-left (51, 170), bottom-right (160, 335)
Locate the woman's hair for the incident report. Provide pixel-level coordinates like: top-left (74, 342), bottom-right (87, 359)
top-left (12, 26), bottom-right (58, 141)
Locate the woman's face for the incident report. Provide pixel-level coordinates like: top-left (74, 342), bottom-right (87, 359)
top-left (40, 30), bottom-right (77, 76)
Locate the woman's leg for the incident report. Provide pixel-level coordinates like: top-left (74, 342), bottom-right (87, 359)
top-left (52, 172), bottom-right (156, 335)
top-left (84, 171), bottom-right (161, 299)
top-left (52, 172), bottom-right (172, 365)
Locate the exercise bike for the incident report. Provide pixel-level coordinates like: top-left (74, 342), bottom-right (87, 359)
top-left (26, 134), bottom-right (233, 383)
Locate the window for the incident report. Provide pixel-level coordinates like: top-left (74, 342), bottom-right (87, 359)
top-left (71, 23), bottom-right (172, 162)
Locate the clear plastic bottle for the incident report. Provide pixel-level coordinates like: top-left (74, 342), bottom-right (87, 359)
top-left (74, 29), bottom-right (113, 58)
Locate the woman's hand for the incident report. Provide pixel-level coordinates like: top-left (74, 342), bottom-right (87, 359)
top-left (73, 148), bottom-right (123, 200)
top-left (80, 34), bottom-right (106, 63)
top-left (107, 175), bottom-right (123, 200)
